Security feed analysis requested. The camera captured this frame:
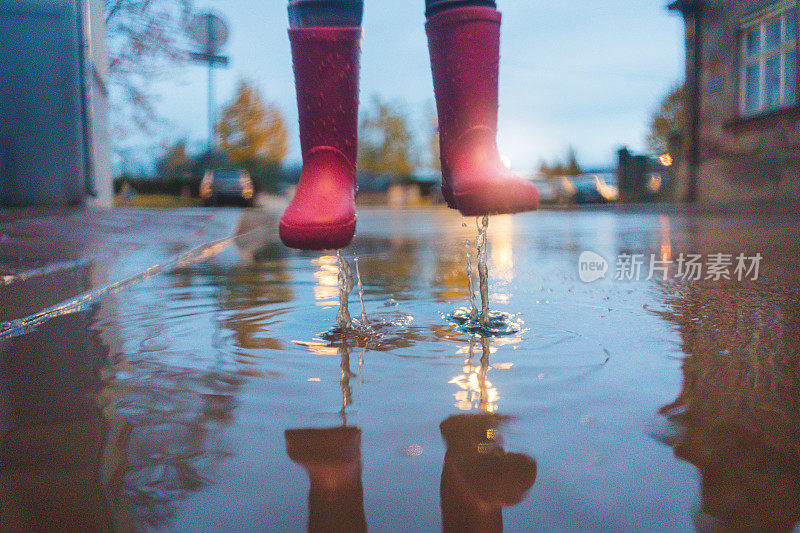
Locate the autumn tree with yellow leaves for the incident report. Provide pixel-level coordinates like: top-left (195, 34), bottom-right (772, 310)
top-left (217, 80), bottom-right (289, 192)
top-left (358, 96), bottom-right (418, 183)
top-left (647, 84), bottom-right (684, 156)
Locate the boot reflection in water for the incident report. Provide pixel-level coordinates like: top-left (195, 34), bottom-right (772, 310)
top-left (280, 0), bottom-right (537, 251)
top-left (439, 414), bottom-right (536, 532)
top-left (285, 342), bottom-right (366, 532)
top-left (285, 426), bottom-right (366, 533)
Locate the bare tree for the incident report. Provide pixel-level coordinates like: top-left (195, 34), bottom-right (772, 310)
top-left (105, 0), bottom-right (195, 136)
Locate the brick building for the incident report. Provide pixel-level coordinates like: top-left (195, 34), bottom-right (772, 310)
top-left (668, 0), bottom-right (800, 207)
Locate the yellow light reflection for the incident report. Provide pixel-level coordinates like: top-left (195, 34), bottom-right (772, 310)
top-left (659, 216), bottom-right (672, 262)
top-left (489, 214), bottom-right (514, 284)
top-left (449, 368), bottom-right (499, 412)
top-left (456, 345), bottom-right (497, 355)
top-left (292, 340), bottom-right (339, 355)
top-left (312, 255), bottom-right (339, 304)
top-left (492, 336), bottom-right (521, 347)
top-left (448, 337), bottom-right (506, 413)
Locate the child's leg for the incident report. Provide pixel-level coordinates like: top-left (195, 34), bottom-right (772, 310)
top-left (425, 1), bottom-right (540, 216)
top-left (425, 0), bottom-right (497, 18)
top-left (280, 1), bottom-right (364, 250)
top-left (288, 0), bottom-right (363, 27)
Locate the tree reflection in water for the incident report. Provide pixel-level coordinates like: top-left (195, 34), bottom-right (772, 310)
top-left (0, 287), bottom-right (246, 530)
top-left (114, 364), bottom-right (241, 527)
top-left (0, 305), bottom-right (128, 531)
top-left (657, 279), bottom-right (800, 531)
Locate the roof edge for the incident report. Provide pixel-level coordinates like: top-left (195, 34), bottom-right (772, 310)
top-left (668, 0), bottom-right (699, 14)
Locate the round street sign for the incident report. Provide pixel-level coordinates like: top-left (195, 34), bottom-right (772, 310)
top-left (189, 13), bottom-right (229, 54)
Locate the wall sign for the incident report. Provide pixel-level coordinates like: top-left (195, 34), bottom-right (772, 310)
top-left (707, 76), bottom-right (724, 94)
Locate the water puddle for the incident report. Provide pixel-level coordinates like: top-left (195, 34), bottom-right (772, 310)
top-left (5, 208), bottom-right (798, 531)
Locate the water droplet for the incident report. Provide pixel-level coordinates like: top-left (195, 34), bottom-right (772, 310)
top-left (401, 444), bottom-right (423, 457)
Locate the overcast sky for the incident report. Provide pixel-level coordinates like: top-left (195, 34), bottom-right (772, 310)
top-left (130, 1), bottom-right (685, 173)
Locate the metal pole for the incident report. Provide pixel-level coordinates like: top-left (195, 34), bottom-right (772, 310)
top-left (208, 61), bottom-right (214, 163)
top-left (206, 15), bottom-right (215, 170)
top-left (76, 0), bottom-right (95, 197)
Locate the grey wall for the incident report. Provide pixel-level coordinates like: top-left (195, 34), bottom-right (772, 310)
top-left (0, 0), bottom-right (110, 206)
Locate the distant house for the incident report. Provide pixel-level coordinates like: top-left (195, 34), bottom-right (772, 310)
top-left (0, 0), bottom-right (111, 206)
top-left (668, 0), bottom-right (800, 207)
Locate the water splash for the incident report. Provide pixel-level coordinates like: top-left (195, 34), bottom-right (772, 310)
top-left (447, 307), bottom-right (523, 337)
top-left (454, 216), bottom-right (507, 336)
top-left (319, 310), bottom-right (414, 350)
top-left (476, 215), bottom-right (490, 328)
top-left (465, 239), bottom-right (479, 320)
top-left (354, 257), bottom-right (369, 326)
top-left (336, 250), bottom-right (355, 329)
top-left (339, 342), bottom-right (356, 425)
top-left (323, 258), bottom-right (409, 349)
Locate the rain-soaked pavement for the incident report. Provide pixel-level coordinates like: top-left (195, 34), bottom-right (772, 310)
top-left (2, 205), bottom-right (800, 532)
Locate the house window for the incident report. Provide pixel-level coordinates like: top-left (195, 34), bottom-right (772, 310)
top-left (741, 7), bottom-right (798, 115)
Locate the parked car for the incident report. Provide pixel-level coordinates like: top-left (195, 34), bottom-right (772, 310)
top-left (200, 169), bottom-right (255, 207)
top-left (558, 173), bottom-right (619, 204)
top-left (552, 175), bottom-right (578, 204)
top-left (575, 173), bottom-right (618, 204)
top-left (531, 179), bottom-right (558, 204)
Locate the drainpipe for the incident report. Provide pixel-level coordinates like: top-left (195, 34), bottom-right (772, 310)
top-left (76, 0), bottom-right (95, 199)
top-left (686, 2), bottom-right (702, 203)
top-left (669, 0), bottom-right (702, 203)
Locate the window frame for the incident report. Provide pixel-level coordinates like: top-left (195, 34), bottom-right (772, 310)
top-left (739, 6), bottom-right (798, 116)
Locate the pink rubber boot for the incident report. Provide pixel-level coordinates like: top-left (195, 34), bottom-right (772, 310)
top-left (280, 27), bottom-right (361, 250)
top-left (426, 7), bottom-right (539, 216)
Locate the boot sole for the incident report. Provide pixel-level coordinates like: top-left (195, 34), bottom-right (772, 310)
top-left (279, 216), bottom-right (357, 251)
top-left (453, 187), bottom-right (539, 217)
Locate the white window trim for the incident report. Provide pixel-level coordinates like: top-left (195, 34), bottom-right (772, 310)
top-left (740, 6), bottom-right (798, 116)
